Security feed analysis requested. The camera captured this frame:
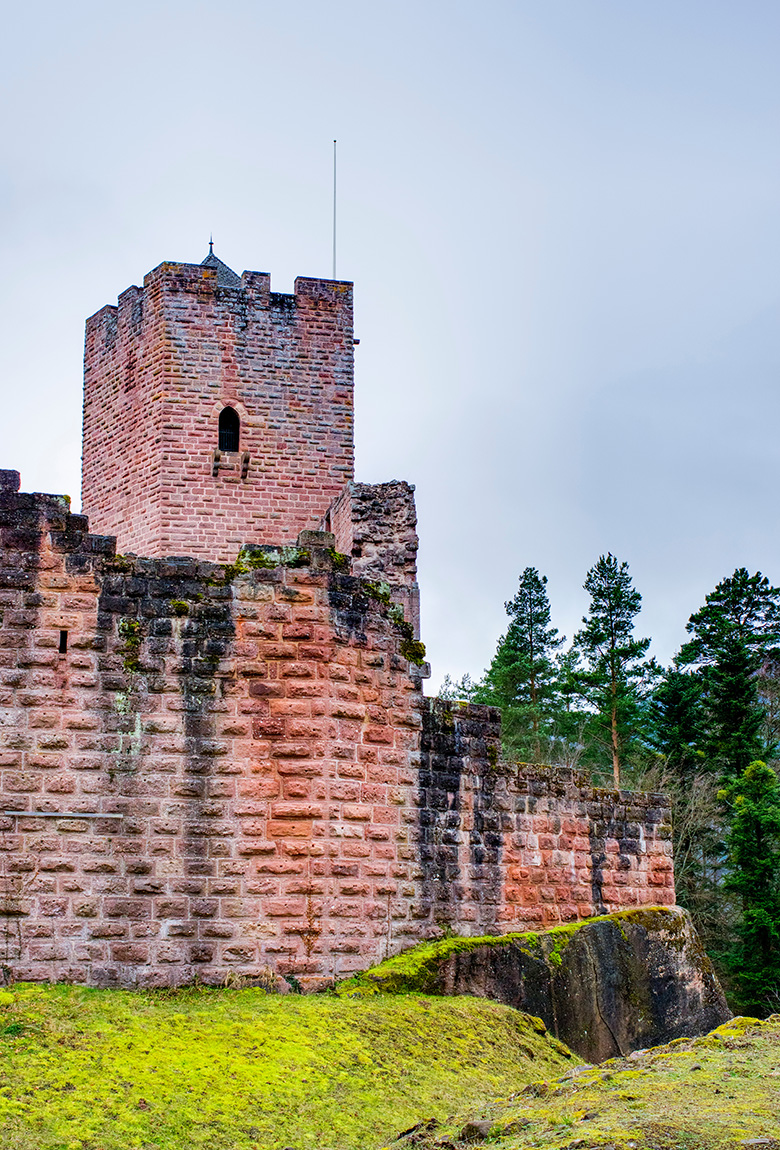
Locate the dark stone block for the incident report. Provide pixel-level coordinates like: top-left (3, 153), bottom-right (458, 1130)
top-left (0, 470), bottom-right (21, 492)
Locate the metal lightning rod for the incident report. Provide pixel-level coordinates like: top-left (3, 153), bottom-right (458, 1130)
top-left (332, 139), bottom-right (337, 280)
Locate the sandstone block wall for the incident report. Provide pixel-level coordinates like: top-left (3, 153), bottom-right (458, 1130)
top-left (82, 262), bottom-right (354, 562)
top-left (0, 474), bottom-right (674, 989)
top-left (419, 700), bottom-right (675, 934)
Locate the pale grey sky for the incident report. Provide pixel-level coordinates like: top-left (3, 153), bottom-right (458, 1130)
top-left (2, 0), bottom-right (779, 688)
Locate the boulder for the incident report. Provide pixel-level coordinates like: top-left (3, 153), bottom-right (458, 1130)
top-left (344, 907), bottom-right (731, 1063)
top-left (434, 907), bottom-right (730, 1062)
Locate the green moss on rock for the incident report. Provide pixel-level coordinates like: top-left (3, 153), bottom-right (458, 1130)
top-left (407, 1015), bottom-right (780, 1149)
top-left (117, 618), bottom-right (142, 673)
top-left (328, 548), bottom-right (350, 572)
top-left (338, 909), bottom-right (674, 997)
top-left (399, 636), bottom-right (427, 665)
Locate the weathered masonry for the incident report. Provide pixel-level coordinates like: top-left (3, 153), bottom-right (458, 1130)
top-left (0, 251), bottom-right (675, 988)
top-left (82, 248), bottom-right (354, 564)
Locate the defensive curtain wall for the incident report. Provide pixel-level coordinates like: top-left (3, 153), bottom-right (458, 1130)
top-left (0, 250), bottom-right (674, 987)
top-left (0, 469), bottom-right (674, 988)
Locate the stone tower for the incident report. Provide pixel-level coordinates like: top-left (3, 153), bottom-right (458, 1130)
top-left (81, 248), bottom-right (354, 562)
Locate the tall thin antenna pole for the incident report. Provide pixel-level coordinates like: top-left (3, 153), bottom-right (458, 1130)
top-left (332, 139), bottom-right (337, 280)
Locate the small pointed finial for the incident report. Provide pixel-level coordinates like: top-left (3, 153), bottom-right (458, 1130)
top-left (209, 235), bottom-right (214, 255)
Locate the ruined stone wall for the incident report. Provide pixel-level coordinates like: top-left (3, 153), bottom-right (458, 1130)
top-left (0, 475), bottom-right (424, 987)
top-left (0, 476), bottom-right (674, 989)
top-left (418, 700), bottom-right (675, 935)
top-left (83, 263), bottom-right (354, 563)
top-left (322, 481), bottom-right (421, 637)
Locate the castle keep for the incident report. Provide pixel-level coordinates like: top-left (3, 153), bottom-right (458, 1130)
top-left (82, 249), bottom-right (355, 564)
top-left (0, 252), bottom-right (674, 988)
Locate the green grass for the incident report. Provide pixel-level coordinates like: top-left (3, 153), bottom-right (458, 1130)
top-left (0, 983), bottom-right (573, 1150)
top-left (403, 1014), bottom-right (780, 1149)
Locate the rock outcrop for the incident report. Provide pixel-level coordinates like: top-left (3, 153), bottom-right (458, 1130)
top-left (341, 906), bottom-right (731, 1062)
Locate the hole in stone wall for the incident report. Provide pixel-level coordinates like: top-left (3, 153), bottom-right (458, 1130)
top-left (58, 630), bottom-right (68, 654)
top-left (218, 406), bottom-right (240, 452)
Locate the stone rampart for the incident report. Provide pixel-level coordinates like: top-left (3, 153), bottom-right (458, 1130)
top-left (322, 481), bottom-right (421, 637)
top-left (419, 700), bottom-right (674, 935)
top-left (0, 474), bottom-right (674, 988)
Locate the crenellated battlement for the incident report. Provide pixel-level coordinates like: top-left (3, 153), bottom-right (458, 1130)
top-left (86, 263), bottom-right (353, 330)
top-left (82, 251), bottom-right (354, 563)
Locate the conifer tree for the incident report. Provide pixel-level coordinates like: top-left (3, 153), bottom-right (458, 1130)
top-left (476, 567), bottom-right (563, 761)
top-left (551, 646), bottom-right (587, 762)
top-left (650, 667), bottom-right (706, 778)
top-left (574, 553), bottom-right (654, 787)
top-left (677, 568), bottom-right (780, 780)
top-left (721, 761), bottom-right (780, 1016)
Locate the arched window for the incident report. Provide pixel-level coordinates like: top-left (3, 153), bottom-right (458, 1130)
top-left (218, 406), bottom-right (240, 452)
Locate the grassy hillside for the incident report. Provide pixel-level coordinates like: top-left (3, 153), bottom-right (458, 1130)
top-left (1, 983), bottom-right (776, 1150)
top-left (0, 983), bottom-right (573, 1150)
top-left (396, 1014), bottom-right (780, 1150)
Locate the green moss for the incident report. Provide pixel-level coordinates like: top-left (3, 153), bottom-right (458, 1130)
top-left (328, 548), bottom-right (350, 572)
top-left (169, 600), bottom-right (190, 617)
top-left (364, 580), bottom-right (393, 604)
top-left (542, 918), bottom-right (603, 967)
top-left (361, 582), bottom-right (427, 666)
top-left (241, 545), bottom-right (310, 570)
top-left (107, 555), bottom-right (133, 573)
top-left (219, 545), bottom-right (312, 584)
top-left (338, 908), bottom-right (683, 997)
top-left (422, 1015), bottom-right (780, 1149)
top-left (117, 618), bottom-right (142, 673)
top-left (399, 637), bottom-right (427, 666)
top-left (0, 984), bottom-right (572, 1150)
top-left (338, 931), bottom-right (540, 996)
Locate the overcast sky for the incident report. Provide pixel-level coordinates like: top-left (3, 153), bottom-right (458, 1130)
top-left (2, 0), bottom-right (779, 689)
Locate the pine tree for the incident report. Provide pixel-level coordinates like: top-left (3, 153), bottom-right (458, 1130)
top-left (721, 761), bottom-right (780, 1016)
top-left (476, 567), bottom-right (563, 762)
top-left (574, 553), bottom-right (655, 788)
top-left (678, 569), bottom-right (780, 781)
top-left (438, 673), bottom-right (478, 701)
top-left (551, 646), bottom-right (587, 764)
top-left (650, 667), bottom-right (706, 779)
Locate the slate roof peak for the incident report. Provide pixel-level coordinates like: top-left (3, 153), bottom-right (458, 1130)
top-left (201, 242), bottom-right (242, 288)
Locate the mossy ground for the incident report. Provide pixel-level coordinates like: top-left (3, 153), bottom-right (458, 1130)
top-left (0, 984), bottom-right (572, 1150)
top-left (401, 1015), bottom-right (780, 1150)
